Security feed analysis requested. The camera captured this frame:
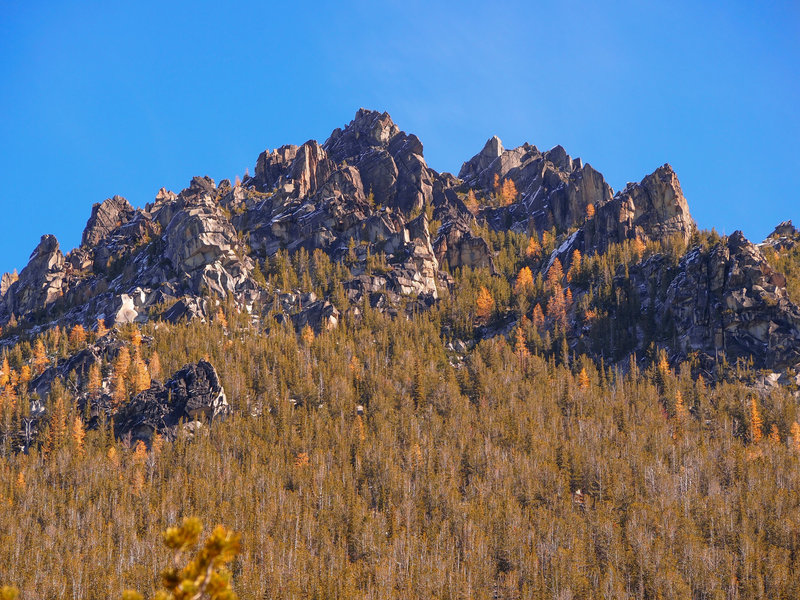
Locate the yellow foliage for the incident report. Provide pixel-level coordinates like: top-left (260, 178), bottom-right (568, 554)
top-left (532, 304), bottom-right (544, 329)
top-left (295, 451), bottom-right (310, 467)
top-left (578, 368), bottom-right (590, 390)
top-left (68, 324), bottom-right (87, 350)
top-left (0, 356), bottom-right (8, 387)
top-left (215, 308), bottom-right (229, 329)
top-left (513, 267), bottom-right (534, 295)
top-left (585, 203), bottom-right (595, 219)
top-left (301, 324), bottom-right (315, 346)
top-left (131, 351), bottom-right (151, 395)
top-left (107, 446), bottom-right (120, 469)
top-left (72, 417), bottom-right (86, 455)
top-left (465, 190), bottom-right (479, 214)
top-left (791, 422), bottom-right (800, 453)
top-left (476, 286), bottom-right (495, 322)
top-left (96, 318), bottom-right (109, 339)
top-left (547, 259), bottom-right (564, 288)
top-left (0, 586), bottom-right (19, 600)
top-left (32, 338), bottom-right (48, 375)
top-left (133, 440), bottom-right (148, 464)
top-left (768, 424), bottom-right (780, 444)
top-left (149, 351), bottom-right (162, 381)
top-left (525, 236), bottom-right (540, 257)
top-left (675, 390), bottom-right (688, 428)
top-left (87, 363), bottom-right (102, 396)
top-left (500, 178), bottom-right (518, 206)
top-left (749, 397), bottom-right (763, 444)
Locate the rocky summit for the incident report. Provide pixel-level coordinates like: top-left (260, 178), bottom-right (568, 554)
top-left (1, 108), bottom-right (799, 383)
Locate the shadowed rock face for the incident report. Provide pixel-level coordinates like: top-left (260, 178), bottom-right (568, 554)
top-left (81, 196), bottom-right (135, 248)
top-left (587, 164), bottom-right (694, 252)
top-left (665, 232), bottom-right (800, 369)
top-left (611, 231), bottom-right (800, 371)
top-left (0, 234), bottom-right (65, 320)
top-left (115, 360), bottom-right (229, 443)
top-left (461, 137), bottom-right (613, 235)
top-left (323, 109), bottom-right (434, 214)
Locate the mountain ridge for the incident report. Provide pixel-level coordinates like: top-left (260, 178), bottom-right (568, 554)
top-left (1, 108), bottom-right (798, 383)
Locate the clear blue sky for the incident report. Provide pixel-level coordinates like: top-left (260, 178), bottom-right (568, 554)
top-left (1, 0), bottom-right (798, 275)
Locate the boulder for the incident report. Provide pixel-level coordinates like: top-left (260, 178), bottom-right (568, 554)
top-left (290, 300), bottom-right (340, 333)
top-left (434, 221), bottom-right (495, 273)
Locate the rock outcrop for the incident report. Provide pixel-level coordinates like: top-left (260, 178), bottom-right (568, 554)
top-left (761, 220), bottom-right (798, 251)
top-left (460, 137), bottom-right (612, 234)
top-left (115, 360), bottom-right (229, 443)
top-left (586, 164), bottom-right (694, 252)
top-left (665, 231), bottom-right (800, 369)
top-left (323, 109), bottom-right (435, 214)
top-left (163, 196), bottom-right (253, 297)
top-left (610, 231), bottom-right (800, 371)
top-left (1, 107), bottom-right (795, 383)
top-left (0, 235), bottom-right (66, 320)
top-left (81, 196), bottom-right (135, 247)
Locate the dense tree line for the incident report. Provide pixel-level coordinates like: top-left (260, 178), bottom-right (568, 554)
top-left (2, 228), bottom-right (800, 598)
top-left (1, 302), bottom-right (800, 598)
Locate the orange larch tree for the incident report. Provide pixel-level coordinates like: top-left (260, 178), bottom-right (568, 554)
top-left (476, 287), bottom-right (495, 322)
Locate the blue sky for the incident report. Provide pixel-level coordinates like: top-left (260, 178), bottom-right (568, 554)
top-left (1, 0), bottom-right (798, 274)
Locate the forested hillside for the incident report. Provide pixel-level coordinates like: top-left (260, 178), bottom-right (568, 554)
top-left (2, 110), bottom-right (800, 598)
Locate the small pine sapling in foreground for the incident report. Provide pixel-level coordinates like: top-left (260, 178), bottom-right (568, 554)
top-left (122, 517), bottom-right (241, 600)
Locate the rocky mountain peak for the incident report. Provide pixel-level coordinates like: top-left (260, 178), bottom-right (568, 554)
top-left (0, 234), bottom-right (66, 321)
top-left (324, 109), bottom-right (402, 162)
top-left (81, 195), bottom-right (134, 247)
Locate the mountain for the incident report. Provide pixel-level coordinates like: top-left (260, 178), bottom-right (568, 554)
top-left (1, 108), bottom-right (797, 380)
top-left (4, 109), bottom-right (800, 598)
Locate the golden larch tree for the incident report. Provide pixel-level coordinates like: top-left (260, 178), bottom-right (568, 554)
top-left (675, 389), bottom-right (688, 429)
top-left (301, 324), bottom-right (315, 346)
top-left (585, 203), bottom-right (595, 219)
top-left (465, 190), bottom-right (479, 214)
top-left (32, 339), bottom-right (48, 375)
top-left (513, 267), bottom-right (534, 296)
top-left (476, 286), bottom-right (495, 322)
top-left (546, 288), bottom-right (567, 329)
top-left (500, 178), bottom-right (518, 206)
top-left (578, 367), bottom-right (590, 390)
top-left (790, 421), bottom-right (800, 452)
top-left (72, 416), bottom-right (86, 455)
top-left (567, 250), bottom-right (582, 282)
top-left (87, 363), bottom-right (102, 396)
top-left (68, 324), bottom-right (87, 350)
top-left (525, 236), bottom-right (540, 258)
top-left (547, 259), bottom-right (564, 289)
top-left (131, 350), bottom-right (151, 395)
top-left (514, 321), bottom-right (530, 367)
top-left (0, 356), bottom-right (9, 388)
top-left (95, 318), bottom-right (109, 339)
top-left (749, 397), bottom-right (763, 444)
top-left (532, 304), bottom-right (545, 329)
top-left (149, 350), bottom-right (162, 381)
